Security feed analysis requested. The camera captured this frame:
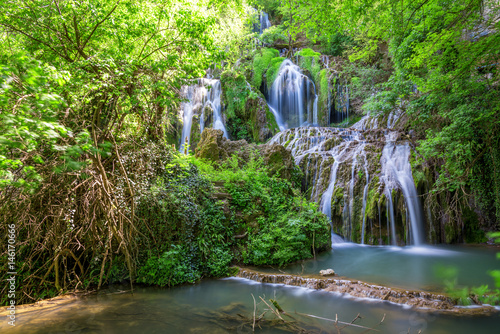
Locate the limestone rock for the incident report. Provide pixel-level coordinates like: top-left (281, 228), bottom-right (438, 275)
top-left (319, 269), bottom-right (335, 276)
top-left (195, 128), bottom-right (229, 161)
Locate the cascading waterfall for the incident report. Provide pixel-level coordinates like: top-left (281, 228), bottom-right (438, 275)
top-left (263, 52), bottom-right (425, 245)
top-left (267, 59), bottom-right (319, 130)
top-left (179, 78), bottom-right (228, 153)
top-left (269, 114), bottom-right (426, 246)
top-left (360, 162), bottom-right (370, 244)
top-left (322, 55), bottom-right (329, 69)
top-left (333, 83), bottom-right (349, 123)
top-left (380, 135), bottom-right (425, 245)
top-left (250, 8), bottom-right (271, 35)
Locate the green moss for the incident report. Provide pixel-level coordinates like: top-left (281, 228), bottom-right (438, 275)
top-left (252, 48), bottom-right (279, 88)
top-left (295, 48), bottom-right (321, 58)
top-left (221, 70), bottom-right (250, 117)
top-left (463, 207), bottom-right (487, 243)
top-left (222, 68), bottom-right (278, 143)
top-left (319, 69), bottom-right (329, 97)
top-left (331, 186), bottom-right (345, 217)
top-left (266, 57), bottom-right (286, 87)
top-left (316, 69), bottom-right (330, 126)
top-left (189, 115), bottom-right (201, 152)
top-left (265, 107), bottom-right (279, 132)
top-left (365, 176), bottom-right (380, 220)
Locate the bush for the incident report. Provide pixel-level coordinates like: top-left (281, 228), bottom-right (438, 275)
top-left (252, 48), bottom-right (279, 88)
top-left (260, 25), bottom-right (287, 45)
top-left (137, 245), bottom-right (201, 286)
top-left (244, 201), bottom-right (330, 266)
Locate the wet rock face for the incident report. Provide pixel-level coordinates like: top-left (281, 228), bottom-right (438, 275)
top-left (195, 128), bottom-right (295, 180)
top-left (247, 94), bottom-right (276, 142)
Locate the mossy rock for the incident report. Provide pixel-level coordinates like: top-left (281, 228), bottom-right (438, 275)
top-left (221, 69), bottom-right (279, 143)
top-left (252, 48), bottom-right (280, 88)
top-left (295, 48), bottom-right (321, 83)
top-left (195, 128), bottom-right (229, 161)
top-left (266, 57), bottom-right (286, 87)
top-left (189, 115), bottom-right (202, 152)
top-left (261, 144), bottom-right (295, 180)
top-left (195, 128), bottom-right (295, 181)
top-left (463, 207), bottom-right (487, 243)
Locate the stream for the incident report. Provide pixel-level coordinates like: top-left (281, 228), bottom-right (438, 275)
top-left (273, 244), bottom-right (500, 292)
top-left (2, 245), bottom-right (500, 334)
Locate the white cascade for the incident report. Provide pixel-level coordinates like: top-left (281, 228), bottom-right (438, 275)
top-left (380, 134), bottom-right (425, 245)
top-left (259, 11), bottom-right (271, 34)
top-left (360, 161), bottom-right (370, 244)
top-left (179, 78), bottom-right (228, 153)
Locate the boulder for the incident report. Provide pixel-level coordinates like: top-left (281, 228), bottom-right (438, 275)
top-left (260, 144), bottom-right (295, 180)
top-left (195, 128), bottom-right (295, 180)
top-left (319, 269), bottom-right (336, 276)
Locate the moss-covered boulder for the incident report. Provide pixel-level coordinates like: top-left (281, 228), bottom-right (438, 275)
top-left (252, 48), bottom-right (280, 88)
top-left (260, 144), bottom-right (295, 180)
top-left (195, 128), bottom-right (295, 181)
top-left (195, 128), bottom-right (229, 161)
top-left (189, 115), bottom-right (202, 152)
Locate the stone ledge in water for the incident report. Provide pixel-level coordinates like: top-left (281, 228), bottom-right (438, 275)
top-left (235, 268), bottom-right (498, 316)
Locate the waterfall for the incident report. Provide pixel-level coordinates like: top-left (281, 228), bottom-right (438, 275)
top-left (267, 59), bottom-right (318, 130)
top-left (322, 55), bottom-right (329, 69)
top-left (360, 162), bottom-right (370, 244)
top-left (320, 151), bottom-right (346, 245)
top-left (331, 82), bottom-right (350, 124)
top-left (380, 136), bottom-right (425, 245)
top-left (250, 9), bottom-right (271, 35)
top-left (180, 78), bottom-right (228, 153)
top-left (259, 11), bottom-right (271, 34)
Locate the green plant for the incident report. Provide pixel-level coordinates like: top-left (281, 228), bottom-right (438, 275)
top-left (260, 25), bottom-right (287, 45)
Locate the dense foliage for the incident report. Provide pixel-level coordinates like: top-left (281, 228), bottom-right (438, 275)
top-left (1, 0), bottom-right (500, 307)
top-left (0, 0), bottom-right (251, 304)
top-left (136, 152), bottom-right (330, 286)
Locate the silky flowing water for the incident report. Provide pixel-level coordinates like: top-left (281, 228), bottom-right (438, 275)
top-left (268, 244), bottom-right (500, 292)
top-left (3, 274), bottom-right (499, 333)
top-left (7, 51), bottom-right (499, 334)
